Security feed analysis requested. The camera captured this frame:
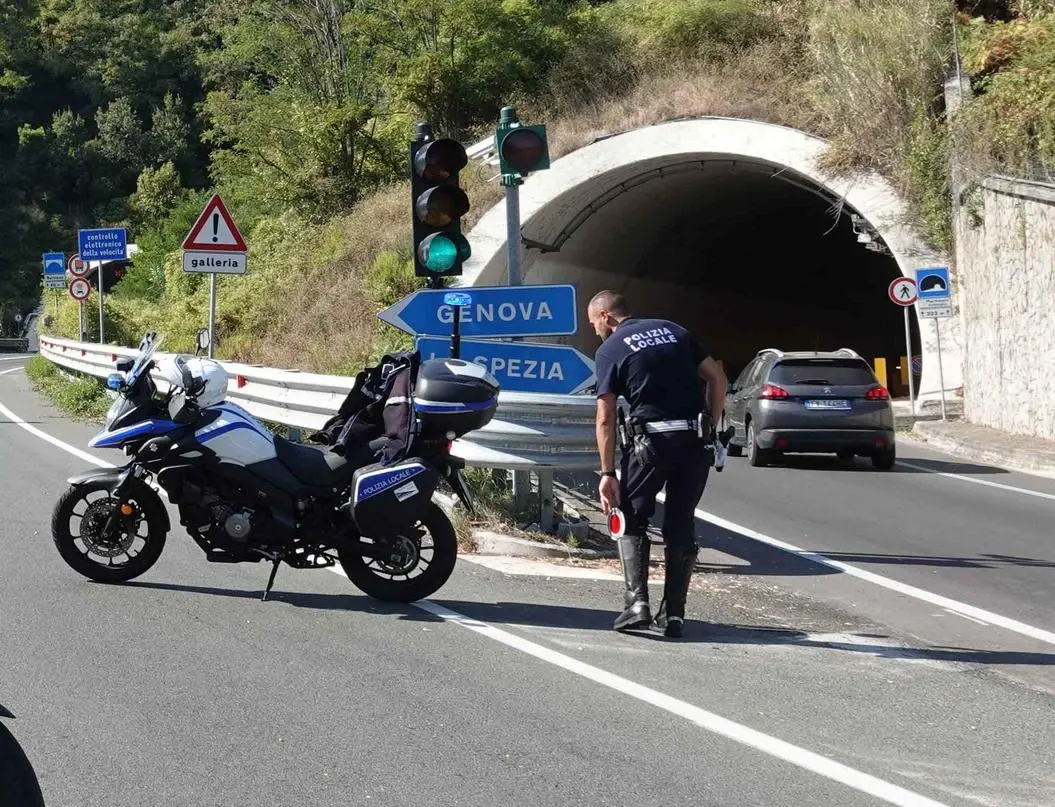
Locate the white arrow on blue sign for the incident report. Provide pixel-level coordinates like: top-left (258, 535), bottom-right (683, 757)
top-left (417, 336), bottom-right (596, 395)
top-left (380, 284), bottom-right (577, 338)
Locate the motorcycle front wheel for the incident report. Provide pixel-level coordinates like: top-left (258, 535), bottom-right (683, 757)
top-left (51, 477), bottom-right (168, 583)
top-left (338, 502), bottom-right (457, 603)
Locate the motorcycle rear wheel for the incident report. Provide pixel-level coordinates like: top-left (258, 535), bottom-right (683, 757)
top-left (338, 502), bottom-right (457, 603)
top-left (51, 477), bottom-right (168, 583)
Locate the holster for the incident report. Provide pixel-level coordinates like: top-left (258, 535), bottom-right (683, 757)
top-left (632, 432), bottom-right (657, 465)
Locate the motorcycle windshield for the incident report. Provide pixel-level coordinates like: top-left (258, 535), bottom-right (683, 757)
top-left (125, 332), bottom-right (164, 387)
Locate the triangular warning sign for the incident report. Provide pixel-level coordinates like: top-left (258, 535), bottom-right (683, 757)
top-left (182, 194), bottom-right (248, 252)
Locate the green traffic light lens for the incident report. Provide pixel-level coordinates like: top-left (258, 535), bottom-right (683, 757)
top-left (419, 233), bottom-right (471, 273)
top-left (501, 129), bottom-right (544, 172)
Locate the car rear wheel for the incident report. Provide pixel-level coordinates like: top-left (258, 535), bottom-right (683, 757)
top-left (746, 422), bottom-right (770, 468)
top-left (872, 447), bottom-right (896, 470)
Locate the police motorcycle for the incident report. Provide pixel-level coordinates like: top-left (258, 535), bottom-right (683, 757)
top-left (50, 323), bottom-right (499, 603)
top-left (0, 701), bottom-right (46, 807)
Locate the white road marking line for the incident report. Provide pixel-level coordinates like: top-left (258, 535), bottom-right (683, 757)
top-left (408, 597), bottom-right (950, 807)
top-left (662, 492), bottom-right (1055, 648)
top-left (0, 366), bottom-right (25, 376)
top-left (897, 459), bottom-right (1055, 502)
top-left (0, 401), bottom-right (110, 468)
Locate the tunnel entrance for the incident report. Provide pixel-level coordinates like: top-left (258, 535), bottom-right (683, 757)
top-left (545, 159), bottom-right (922, 386)
top-left (462, 118), bottom-right (955, 400)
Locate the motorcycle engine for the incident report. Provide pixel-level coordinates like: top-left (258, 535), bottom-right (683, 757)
top-left (208, 499), bottom-right (254, 542)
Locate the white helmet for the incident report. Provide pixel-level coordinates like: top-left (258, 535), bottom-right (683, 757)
top-left (159, 355), bottom-right (229, 408)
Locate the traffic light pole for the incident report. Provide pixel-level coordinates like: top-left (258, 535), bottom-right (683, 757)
top-left (502, 174), bottom-right (531, 513)
top-left (504, 175), bottom-right (524, 287)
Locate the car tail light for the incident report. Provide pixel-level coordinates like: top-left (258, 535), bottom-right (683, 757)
top-left (760, 384), bottom-right (790, 399)
top-left (865, 386), bottom-right (889, 400)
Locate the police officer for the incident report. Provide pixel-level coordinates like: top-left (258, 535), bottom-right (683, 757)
top-left (588, 290), bottom-right (727, 638)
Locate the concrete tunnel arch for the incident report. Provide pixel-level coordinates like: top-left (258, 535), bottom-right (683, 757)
top-left (458, 117), bottom-right (960, 402)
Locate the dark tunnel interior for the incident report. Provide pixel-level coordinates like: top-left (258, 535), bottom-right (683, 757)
top-left (537, 161), bottom-right (924, 393)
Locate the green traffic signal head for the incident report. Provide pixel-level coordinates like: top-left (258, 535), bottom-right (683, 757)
top-left (417, 232), bottom-right (471, 274)
top-left (413, 138), bottom-right (469, 181)
top-left (415, 186), bottom-right (470, 228)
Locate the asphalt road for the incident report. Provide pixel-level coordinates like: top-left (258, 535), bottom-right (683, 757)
top-left (2, 357), bottom-right (1055, 807)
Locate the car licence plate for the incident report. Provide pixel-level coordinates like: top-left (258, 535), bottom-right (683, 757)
top-left (804, 399), bottom-right (851, 410)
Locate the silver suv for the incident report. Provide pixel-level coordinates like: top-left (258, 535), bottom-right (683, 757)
top-left (725, 349), bottom-right (896, 470)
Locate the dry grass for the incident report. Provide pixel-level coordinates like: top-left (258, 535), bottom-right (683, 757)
top-left (529, 43), bottom-right (819, 160)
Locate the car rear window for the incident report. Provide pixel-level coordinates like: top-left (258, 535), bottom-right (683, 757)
top-left (769, 359), bottom-right (876, 386)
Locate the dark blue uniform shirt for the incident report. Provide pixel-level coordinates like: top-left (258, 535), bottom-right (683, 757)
top-left (594, 317), bottom-right (709, 423)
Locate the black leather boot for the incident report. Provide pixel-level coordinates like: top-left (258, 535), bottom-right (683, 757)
top-left (613, 535), bottom-right (652, 631)
top-left (655, 544), bottom-right (699, 638)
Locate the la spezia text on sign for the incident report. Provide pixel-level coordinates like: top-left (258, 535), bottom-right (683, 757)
top-left (444, 349), bottom-right (567, 382)
top-left (182, 251), bottom-right (247, 275)
top-left (416, 336), bottom-right (596, 395)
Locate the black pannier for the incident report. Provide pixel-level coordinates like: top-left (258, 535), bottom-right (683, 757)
top-left (349, 459), bottom-right (440, 537)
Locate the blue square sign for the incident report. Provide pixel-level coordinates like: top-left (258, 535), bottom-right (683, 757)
top-left (915, 266), bottom-right (950, 299)
top-left (78, 227), bottom-right (128, 261)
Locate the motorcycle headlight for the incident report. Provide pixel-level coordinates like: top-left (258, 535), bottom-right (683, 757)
top-left (105, 373), bottom-right (125, 391)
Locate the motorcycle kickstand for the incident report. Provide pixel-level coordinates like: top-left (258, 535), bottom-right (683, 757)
top-left (262, 557), bottom-right (283, 601)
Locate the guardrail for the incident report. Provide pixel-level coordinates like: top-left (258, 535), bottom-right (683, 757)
top-left (38, 335), bottom-right (600, 530)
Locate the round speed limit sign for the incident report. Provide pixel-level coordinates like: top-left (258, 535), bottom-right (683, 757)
top-left (69, 277), bottom-right (91, 301)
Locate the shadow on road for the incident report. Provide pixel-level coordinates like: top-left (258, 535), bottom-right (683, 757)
top-left (121, 581), bottom-right (1055, 668)
top-left (424, 598), bottom-right (1055, 667)
top-left (765, 455), bottom-right (1009, 476)
top-left (122, 579), bottom-right (419, 618)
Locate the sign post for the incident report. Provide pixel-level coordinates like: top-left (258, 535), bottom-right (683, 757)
top-left (914, 266), bottom-right (953, 421)
top-left (68, 254), bottom-right (89, 340)
top-left (78, 228), bottom-right (127, 344)
top-left (181, 195), bottom-right (248, 358)
top-left (887, 276), bottom-right (918, 415)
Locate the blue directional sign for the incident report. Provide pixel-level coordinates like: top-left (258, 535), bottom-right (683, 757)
top-left (417, 336), bottom-right (596, 395)
top-left (915, 266), bottom-right (950, 299)
top-left (78, 227), bottom-right (127, 261)
top-left (380, 284), bottom-right (577, 338)
top-left (42, 252), bottom-right (66, 289)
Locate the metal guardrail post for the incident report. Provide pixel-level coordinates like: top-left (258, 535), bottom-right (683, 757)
top-left (537, 471), bottom-right (555, 533)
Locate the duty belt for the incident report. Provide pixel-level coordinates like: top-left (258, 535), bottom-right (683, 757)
top-left (634, 419), bottom-right (696, 434)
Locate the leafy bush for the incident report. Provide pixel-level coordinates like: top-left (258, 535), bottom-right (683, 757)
top-left (954, 13), bottom-right (1055, 179)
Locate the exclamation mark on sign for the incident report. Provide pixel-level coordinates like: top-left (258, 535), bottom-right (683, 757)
top-left (212, 213), bottom-right (219, 242)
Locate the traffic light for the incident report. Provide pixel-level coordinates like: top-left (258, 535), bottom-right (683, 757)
top-left (496, 123), bottom-right (550, 176)
top-left (410, 123), bottom-right (471, 281)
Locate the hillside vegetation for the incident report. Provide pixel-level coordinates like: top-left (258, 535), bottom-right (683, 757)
top-left (3, 0), bottom-right (1051, 368)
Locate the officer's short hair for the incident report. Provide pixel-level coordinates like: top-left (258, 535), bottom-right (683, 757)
top-left (589, 290), bottom-right (629, 317)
